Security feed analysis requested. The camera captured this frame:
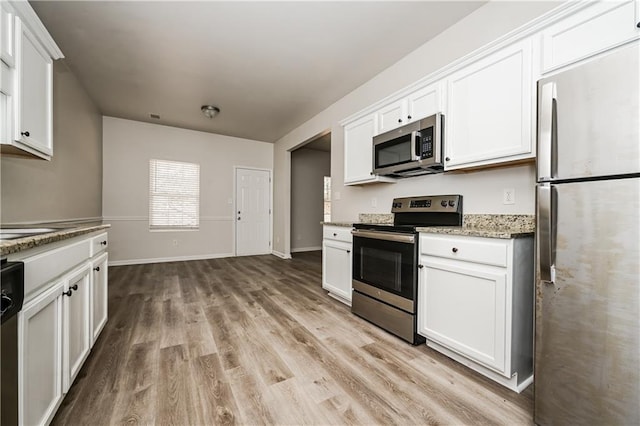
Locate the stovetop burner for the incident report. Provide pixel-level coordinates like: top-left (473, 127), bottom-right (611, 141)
top-left (354, 195), bottom-right (463, 231)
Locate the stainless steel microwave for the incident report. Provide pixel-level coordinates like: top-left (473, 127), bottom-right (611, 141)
top-left (372, 113), bottom-right (444, 177)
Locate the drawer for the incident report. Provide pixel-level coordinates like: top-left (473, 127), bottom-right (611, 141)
top-left (23, 238), bottom-right (91, 301)
top-left (323, 226), bottom-right (353, 243)
top-left (90, 232), bottom-right (108, 257)
top-left (420, 234), bottom-right (508, 267)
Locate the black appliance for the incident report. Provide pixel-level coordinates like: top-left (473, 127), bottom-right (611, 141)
top-left (351, 195), bottom-right (462, 344)
top-left (1, 258), bottom-right (25, 426)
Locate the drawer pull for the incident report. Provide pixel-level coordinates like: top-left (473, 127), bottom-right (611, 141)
top-left (418, 264), bottom-right (423, 269)
top-left (452, 247), bottom-right (459, 253)
top-left (347, 250), bottom-right (351, 254)
top-left (100, 241), bottom-right (107, 246)
top-left (333, 233), bottom-right (337, 237)
top-left (71, 284), bottom-right (78, 291)
top-left (93, 266), bottom-right (100, 272)
top-left (63, 289), bottom-right (73, 297)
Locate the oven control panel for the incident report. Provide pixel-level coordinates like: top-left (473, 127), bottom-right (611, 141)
top-left (391, 195), bottom-right (462, 213)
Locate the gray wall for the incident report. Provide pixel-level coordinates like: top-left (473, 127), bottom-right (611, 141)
top-left (102, 117), bottom-right (274, 264)
top-left (291, 148), bottom-right (330, 252)
top-left (1, 61), bottom-right (102, 224)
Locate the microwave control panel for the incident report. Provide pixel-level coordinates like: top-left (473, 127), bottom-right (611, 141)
top-left (419, 127), bottom-right (434, 160)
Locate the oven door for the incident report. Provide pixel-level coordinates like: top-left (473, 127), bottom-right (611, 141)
top-left (352, 230), bottom-right (417, 303)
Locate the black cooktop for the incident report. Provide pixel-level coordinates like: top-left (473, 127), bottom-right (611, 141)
top-left (354, 195), bottom-right (463, 232)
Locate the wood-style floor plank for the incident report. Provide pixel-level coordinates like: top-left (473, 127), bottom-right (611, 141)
top-left (52, 251), bottom-right (533, 425)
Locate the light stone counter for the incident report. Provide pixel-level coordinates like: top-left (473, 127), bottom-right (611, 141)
top-left (0, 224), bottom-right (111, 256)
top-left (417, 215), bottom-right (535, 239)
top-left (324, 214), bottom-right (534, 239)
top-left (321, 222), bottom-right (353, 228)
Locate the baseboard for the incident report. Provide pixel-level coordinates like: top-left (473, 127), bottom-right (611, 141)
top-left (290, 246), bottom-right (321, 253)
top-left (109, 252), bottom-right (234, 266)
top-left (271, 250), bottom-right (292, 260)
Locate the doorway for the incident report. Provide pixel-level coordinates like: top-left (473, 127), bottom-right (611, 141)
top-left (235, 167), bottom-right (271, 256)
top-left (290, 132), bottom-right (331, 254)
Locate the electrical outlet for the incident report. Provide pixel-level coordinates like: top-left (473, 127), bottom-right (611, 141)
top-left (172, 239), bottom-right (178, 247)
top-left (503, 188), bottom-right (515, 205)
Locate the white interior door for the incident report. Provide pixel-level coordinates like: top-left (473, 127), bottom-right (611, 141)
top-left (235, 168), bottom-right (271, 256)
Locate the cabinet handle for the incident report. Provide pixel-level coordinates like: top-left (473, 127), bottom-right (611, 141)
top-left (417, 264), bottom-right (423, 269)
top-left (445, 157), bottom-right (450, 161)
top-left (94, 266), bottom-right (100, 272)
top-left (333, 233), bottom-right (337, 237)
top-left (347, 250), bottom-right (351, 254)
top-left (397, 119), bottom-right (402, 123)
top-left (21, 131), bottom-right (30, 137)
top-left (63, 289), bottom-right (73, 297)
top-left (637, 21), bottom-right (640, 28)
top-left (407, 115), bottom-right (412, 120)
top-left (452, 247), bottom-right (458, 253)
top-left (71, 284), bottom-right (78, 291)
top-left (100, 241), bottom-right (107, 246)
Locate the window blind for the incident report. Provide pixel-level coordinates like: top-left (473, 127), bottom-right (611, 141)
top-left (149, 159), bottom-right (200, 229)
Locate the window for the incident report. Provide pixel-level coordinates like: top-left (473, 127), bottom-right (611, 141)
top-left (149, 159), bottom-right (200, 229)
top-left (323, 176), bottom-right (331, 222)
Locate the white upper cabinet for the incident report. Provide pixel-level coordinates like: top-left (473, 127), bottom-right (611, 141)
top-left (0, 1), bottom-right (62, 160)
top-left (375, 82), bottom-right (444, 136)
top-left (540, 0), bottom-right (640, 74)
top-left (15, 18), bottom-right (53, 157)
top-left (444, 39), bottom-right (535, 170)
top-left (1, 2), bottom-right (15, 66)
top-left (376, 98), bottom-right (406, 134)
top-left (406, 82), bottom-right (443, 124)
top-left (343, 113), bottom-right (395, 185)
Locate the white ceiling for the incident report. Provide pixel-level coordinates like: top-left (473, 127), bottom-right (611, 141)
top-left (31, 1), bottom-right (485, 143)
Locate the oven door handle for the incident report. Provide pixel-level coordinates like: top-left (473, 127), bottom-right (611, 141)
top-left (351, 229), bottom-right (415, 244)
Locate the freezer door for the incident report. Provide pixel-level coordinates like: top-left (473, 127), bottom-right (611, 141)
top-left (537, 42), bottom-right (640, 181)
top-left (535, 178), bottom-right (640, 425)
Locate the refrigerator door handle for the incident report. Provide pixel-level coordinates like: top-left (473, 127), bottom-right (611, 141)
top-left (538, 82), bottom-right (557, 181)
top-left (538, 183), bottom-right (556, 283)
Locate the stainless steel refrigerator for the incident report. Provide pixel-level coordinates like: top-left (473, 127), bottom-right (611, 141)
top-left (535, 41), bottom-right (640, 424)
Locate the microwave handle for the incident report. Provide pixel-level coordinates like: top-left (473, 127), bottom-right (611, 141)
top-left (412, 131), bottom-right (421, 161)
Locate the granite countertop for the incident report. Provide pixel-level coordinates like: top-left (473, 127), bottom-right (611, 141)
top-left (320, 222), bottom-right (353, 228)
top-left (323, 214), bottom-right (535, 239)
top-left (417, 215), bottom-right (535, 239)
top-left (0, 224), bottom-right (111, 256)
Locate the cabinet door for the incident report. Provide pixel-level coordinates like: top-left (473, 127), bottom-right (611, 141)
top-left (322, 239), bottom-right (352, 303)
top-left (540, 0), bottom-right (640, 73)
top-left (1, 2), bottom-right (15, 66)
top-left (14, 18), bottom-right (53, 158)
top-left (376, 99), bottom-right (407, 134)
top-left (91, 252), bottom-right (109, 345)
top-left (344, 114), bottom-right (376, 184)
top-left (445, 39), bottom-right (534, 170)
top-left (18, 281), bottom-right (64, 426)
top-left (407, 82), bottom-right (443, 123)
top-left (62, 265), bottom-right (91, 393)
top-left (418, 256), bottom-right (507, 374)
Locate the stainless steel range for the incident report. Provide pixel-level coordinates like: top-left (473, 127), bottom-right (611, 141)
top-left (351, 195), bottom-right (462, 344)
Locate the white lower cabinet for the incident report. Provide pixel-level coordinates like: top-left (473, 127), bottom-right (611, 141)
top-left (322, 225), bottom-right (353, 305)
top-left (91, 252), bottom-right (108, 345)
top-left (14, 230), bottom-right (109, 425)
top-left (18, 281), bottom-right (64, 426)
top-left (62, 265), bottom-right (91, 393)
top-left (418, 233), bottom-right (534, 393)
top-left (419, 256), bottom-right (507, 373)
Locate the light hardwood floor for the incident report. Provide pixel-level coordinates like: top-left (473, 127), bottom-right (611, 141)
top-left (52, 252), bottom-right (533, 425)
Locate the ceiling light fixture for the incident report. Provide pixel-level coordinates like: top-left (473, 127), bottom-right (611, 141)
top-left (201, 105), bottom-right (220, 119)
